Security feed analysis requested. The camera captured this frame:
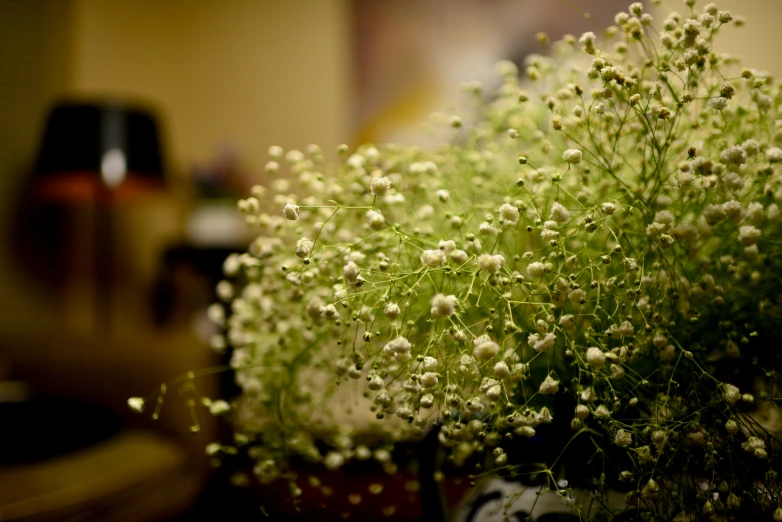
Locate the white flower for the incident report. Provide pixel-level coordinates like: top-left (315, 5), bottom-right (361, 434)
top-left (421, 249), bottom-right (447, 268)
top-left (451, 249), bottom-right (468, 264)
top-left (370, 176), bottom-right (392, 196)
top-left (767, 147), bottom-right (782, 163)
top-left (295, 238), bottom-right (314, 258)
top-left (562, 148), bottom-right (582, 164)
top-left (722, 171), bottom-right (744, 191)
top-left (423, 356), bottom-right (438, 370)
top-left (568, 288), bottom-right (587, 304)
top-left (560, 314), bottom-right (575, 329)
top-left (421, 372), bottom-right (439, 388)
top-left (366, 209), bottom-right (386, 230)
top-left (594, 405), bottom-right (611, 418)
top-left (493, 361), bottom-right (510, 378)
top-left (724, 384), bottom-right (740, 405)
top-left (384, 303), bottom-right (401, 319)
top-left (707, 97), bottom-right (727, 111)
top-left (436, 189), bottom-right (450, 202)
top-left (601, 202), bottom-right (617, 215)
top-left (438, 240), bottom-right (456, 253)
top-left (528, 332), bottom-right (556, 352)
top-left (368, 375), bottom-right (384, 391)
top-left (586, 347), bottom-right (606, 368)
top-left (550, 202), bottom-right (570, 222)
top-left (498, 203), bottom-right (520, 224)
top-left (473, 335), bottom-right (500, 360)
top-left (343, 261), bottom-right (360, 284)
top-left (539, 374), bottom-right (560, 394)
top-left (516, 426), bottom-right (536, 438)
top-left (654, 210), bottom-right (674, 224)
top-left (209, 400), bottom-right (231, 416)
top-left (579, 31), bottom-right (596, 54)
top-left (477, 253), bottom-right (505, 273)
top-left (283, 202), bottom-right (299, 220)
top-left (420, 394), bottom-right (435, 409)
top-left (527, 262), bottom-right (546, 278)
top-left (486, 385), bottom-right (502, 401)
top-left (575, 404), bottom-right (589, 420)
top-left (386, 337), bottom-right (412, 354)
top-left (614, 429), bottom-right (632, 447)
top-left (742, 436), bottom-right (767, 459)
top-left (722, 200), bottom-right (742, 222)
top-left (128, 397), bottom-right (145, 413)
top-left (720, 144), bottom-right (747, 166)
top-left (738, 225), bottom-right (761, 246)
top-left (324, 451), bottom-right (345, 470)
top-left (431, 293), bottom-right (458, 319)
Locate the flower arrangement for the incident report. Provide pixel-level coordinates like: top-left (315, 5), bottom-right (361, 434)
top-left (133, 1), bottom-right (782, 519)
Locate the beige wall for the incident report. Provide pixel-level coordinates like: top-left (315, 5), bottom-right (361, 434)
top-left (67, 0), bottom-right (352, 174)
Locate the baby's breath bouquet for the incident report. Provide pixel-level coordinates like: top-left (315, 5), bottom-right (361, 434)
top-left (135, 2), bottom-right (782, 519)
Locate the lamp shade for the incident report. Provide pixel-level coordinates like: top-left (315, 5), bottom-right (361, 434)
top-left (33, 101), bottom-right (166, 202)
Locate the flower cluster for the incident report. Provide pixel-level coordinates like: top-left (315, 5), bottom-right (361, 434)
top-left (138, 2), bottom-right (782, 519)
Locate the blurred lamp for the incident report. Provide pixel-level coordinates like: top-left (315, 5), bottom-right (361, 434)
top-left (33, 101), bottom-right (165, 201)
top-left (30, 101), bottom-right (167, 333)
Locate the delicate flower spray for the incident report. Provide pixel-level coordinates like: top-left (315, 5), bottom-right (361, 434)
top-left (134, 2), bottom-right (782, 519)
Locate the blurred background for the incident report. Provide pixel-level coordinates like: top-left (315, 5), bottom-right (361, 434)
top-left (0, 0), bottom-right (777, 520)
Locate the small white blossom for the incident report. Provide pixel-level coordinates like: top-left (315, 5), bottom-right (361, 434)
top-left (560, 314), bottom-right (575, 329)
top-left (539, 374), bottom-right (560, 394)
top-left (128, 397), bottom-right (145, 413)
top-left (615, 429), bottom-right (632, 447)
top-left (594, 405), bottom-right (611, 418)
top-left (209, 400), bottom-right (231, 416)
top-left (550, 202), bottom-right (570, 223)
top-left (386, 337), bottom-right (412, 354)
top-left (451, 249), bottom-right (468, 264)
top-left (720, 144), bottom-right (747, 166)
top-left (473, 335), bottom-right (500, 360)
top-left (438, 240), bottom-right (456, 253)
top-left (724, 384), bottom-right (741, 405)
top-left (575, 404), bottom-right (589, 420)
top-left (430, 293), bottom-right (458, 319)
top-left (366, 209), bottom-right (386, 230)
top-left (767, 147), bottom-right (782, 163)
top-left (324, 451), bottom-right (345, 470)
top-left (562, 148), bottom-right (583, 164)
top-left (493, 361), bottom-right (510, 378)
top-left (343, 261), bottom-right (360, 284)
top-left (421, 372), bottom-right (439, 388)
top-left (295, 238), bottom-right (314, 258)
top-left (384, 303), bottom-right (401, 319)
top-left (738, 225), bottom-right (761, 246)
top-left (586, 347), bottom-right (606, 368)
top-left (477, 253), bottom-right (505, 273)
top-left (527, 262), bottom-right (546, 278)
top-left (579, 31), bottom-right (597, 54)
top-left (601, 202), bottom-right (617, 215)
top-left (283, 202), bottom-right (299, 220)
top-left (486, 384), bottom-right (502, 401)
top-left (370, 176), bottom-right (392, 196)
top-left (528, 332), bottom-right (556, 352)
top-left (742, 437), bottom-right (767, 459)
top-left (421, 249), bottom-right (447, 268)
top-left (423, 356), bottom-right (438, 370)
top-left (420, 394), bottom-right (435, 409)
top-left (368, 375), bottom-right (385, 391)
top-left (498, 203), bottom-right (520, 224)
